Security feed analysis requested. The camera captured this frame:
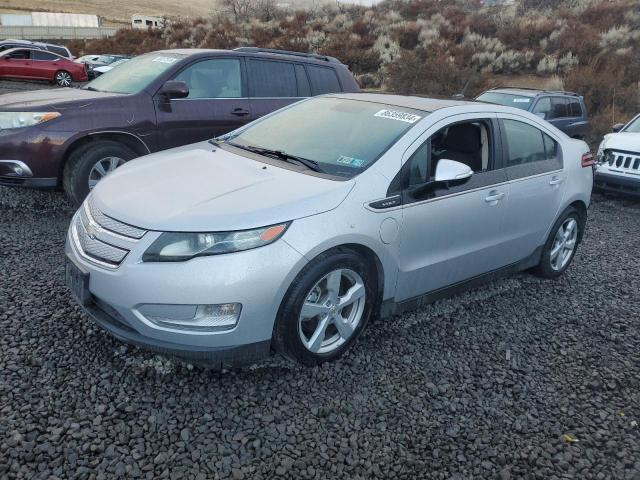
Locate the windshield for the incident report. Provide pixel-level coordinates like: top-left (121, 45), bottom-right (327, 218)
top-left (476, 92), bottom-right (533, 111)
top-left (223, 97), bottom-right (424, 178)
top-left (84, 53), bottom-right (185, 94)
top-left (622, 115), bottom-right (640, 133)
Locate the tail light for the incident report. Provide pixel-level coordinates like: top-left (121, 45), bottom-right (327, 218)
top-left (581, 152), bottom-right (595, 167)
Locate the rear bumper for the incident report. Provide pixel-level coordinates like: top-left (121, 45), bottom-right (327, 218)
top-left (594, 170), bottom-right (640, 197)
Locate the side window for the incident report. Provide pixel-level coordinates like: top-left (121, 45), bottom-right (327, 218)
top-left (48, 46), bottom-right (69, 57)
top-left (307, 65), bottom-right (341, 95)
top-left (295, 64), bottom-right (311, 97)
top-left (542, 132), bottom-right (558, 159)
top-left (532, 97), bottom-right (552, 118)
top-left (248, 59), bottom-right (297, 97)
top-left (568, 99), bottom-right (582, 117)
top-left (406, 120), bottom-right (494, 186)
top-left (34, 51), bottom-right (59, 61)
top-left (503, 119), bottom-right (549, 166)
top-left (174, 59), bottom-right (242, 99)
top-left (8, 49), bottom-right (31, 60)
top-left (550, 97), bottom-right (568, 119)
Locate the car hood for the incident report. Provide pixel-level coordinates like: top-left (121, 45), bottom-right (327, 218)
top-left (0, 88), bottom-right (121, 110)
top-left (600, 132), bottom-right (640, 153)
top-left (91, 142), bottom-right (355, 232)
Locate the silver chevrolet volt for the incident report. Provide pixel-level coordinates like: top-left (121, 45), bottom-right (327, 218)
top-left (65, 93), bottom-right (594, 367)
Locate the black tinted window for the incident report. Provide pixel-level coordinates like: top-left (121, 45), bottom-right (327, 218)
top-left (34, 51), bottom-right (59, 61)
top-left (568, 99), bottom-right (582, 117)
top-left (174, 58), bottom-right (242, 99)
top-left (249, 60), bottom-right (297, 97)
top-left (307, 65), bottom-right (341, 95)
top-left (48, 46), bottom-right (69, 57)
top-left (295, 64), bottom-right (311, 97)
top-left (503, 120), bottom-right (551, 166)
top-left (8, 49), bottom-right (31, 60)
top-left (551, 98), bottom-right (568, 119)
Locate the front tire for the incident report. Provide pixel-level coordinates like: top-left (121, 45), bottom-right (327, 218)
top-left (63, 140), bottom-right (138, 206)
top-left (55, 70), bottom-right (72, 87)
top-left (533, 206), bottom-right (583, 279)
top-left (273, 249), bottom-right (377, 366)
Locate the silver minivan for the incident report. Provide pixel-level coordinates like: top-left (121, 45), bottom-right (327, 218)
top-left (65, 94), bottom-right (594, 367)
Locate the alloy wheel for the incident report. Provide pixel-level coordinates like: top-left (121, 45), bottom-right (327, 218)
top-left (88, 156), bottom-right (126, 189)
top-left (298, 268), bottom-right (366, 354)
top-left (550, 217), bottom-right (578, 271)
top-left (56, 71), bottom-right (72, 87)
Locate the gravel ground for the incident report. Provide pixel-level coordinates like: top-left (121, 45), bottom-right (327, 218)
top-left (1, 187), bottom-right (639, 480)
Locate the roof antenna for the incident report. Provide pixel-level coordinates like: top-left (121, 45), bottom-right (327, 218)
top-left (452, 79), bottom-right (470, 100)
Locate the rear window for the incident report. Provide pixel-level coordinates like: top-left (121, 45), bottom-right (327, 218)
top-left (47, 46), bottom-right (69, 57)
top-left (475, 92), bottom-right (533, 110)
top-left (249, 59), bottom-right (297, 97)
top-left (307, 65), bottom-right (341, 95)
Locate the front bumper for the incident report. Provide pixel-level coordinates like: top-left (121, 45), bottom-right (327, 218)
top-left (0, 160), bottom-right (57, 188)
top-left (594, 169), bottom-right (640, 197)
top-left (64, 211), bottom-right (305, 366)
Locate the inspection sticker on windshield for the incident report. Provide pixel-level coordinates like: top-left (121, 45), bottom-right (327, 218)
top-left (513, 98), bottom-right (531, 103)
top-left (337, 155), bottom-right (365, 167)
top-left (152, 56), bottom-right (177, 64)
top-left (374, 109), bottom-right (421, 124)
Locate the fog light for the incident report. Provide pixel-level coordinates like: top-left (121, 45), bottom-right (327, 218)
top-left (138, 303), bottom-right (241, 331)
top-left (13, 166), bottom-right (24, 176)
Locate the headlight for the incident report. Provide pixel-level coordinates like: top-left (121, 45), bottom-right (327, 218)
top-left (142, 223), bottom-right (290, 262)
top-left (0, 112), bottom-right (61, 130)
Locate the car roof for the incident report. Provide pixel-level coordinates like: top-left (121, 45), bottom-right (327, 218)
top-left (151, 48), bottom-right (343, 66)
top-left (486, 87), bottom-right (581, 98)
top-left (327, 92), bottom-right (478, 113)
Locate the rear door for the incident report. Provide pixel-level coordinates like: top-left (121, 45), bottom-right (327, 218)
top-left (246, 58), bottom-right (307, 121)
top-left (497, 116), bottom-right (566, 264)
top-left (154, 57), bottom-right (251, 149)
top-left (32, 50), bottom-right (60, 81)
top-left (565, 97), bottom-right (588, 138)
top-left (548, 97), bottom-right (571, 134)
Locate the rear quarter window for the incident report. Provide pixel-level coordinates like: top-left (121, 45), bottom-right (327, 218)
top-left (307, 65), bottom-right (342, 95)
top-left (48, 46), bottom-right (69, 57)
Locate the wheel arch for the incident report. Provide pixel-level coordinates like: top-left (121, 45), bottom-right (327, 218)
top-left (567, 199), bottom-right (588, 241)
top-left (60, 131), bottom-right (151, 179)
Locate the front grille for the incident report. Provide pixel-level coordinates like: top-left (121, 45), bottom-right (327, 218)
top-left (605, 150), bottom-right (640, 175)
top-left (85, 197), bottom-right (147, 239)
top-left (74, 215), bottom-right (128, 266)
top-left (72, 196), bottom-right (148, 268)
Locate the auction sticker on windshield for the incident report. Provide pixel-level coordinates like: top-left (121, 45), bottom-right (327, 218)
top-left (374, 110), bottom-right (421, 124)
top-left (152, 56), bottom-right (178, 64)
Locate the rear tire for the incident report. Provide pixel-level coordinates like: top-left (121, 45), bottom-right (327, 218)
top-left (273, 248), bottom-right (376, 366)
top-left (55, 70), bottom-right (72, 87)
top-left (533, 206), bottom-right (583, 279)
top-left (63, 140), bottom-right (138, 206)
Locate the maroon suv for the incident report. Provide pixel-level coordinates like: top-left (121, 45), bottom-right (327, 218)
top-left (0, 47), bottom-right (359, 204)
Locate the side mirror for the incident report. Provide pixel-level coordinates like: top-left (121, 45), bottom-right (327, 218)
top-left (612, 123), bottom-right (624, 133)
top-left (159, 80), bottom-right (189, 99)
top-left (435, 159), bottom-right (473, 183)
top-left (535, 112), bottom-right (547, 120)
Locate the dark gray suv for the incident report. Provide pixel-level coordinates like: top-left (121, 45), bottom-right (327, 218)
top-left (476, 87), bottom-right (589, 139)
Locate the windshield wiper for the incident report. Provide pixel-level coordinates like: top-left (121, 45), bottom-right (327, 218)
top-left (84, 86), bottom-right (100, 92)
top-left (227, 143), bottom-right (323, 173)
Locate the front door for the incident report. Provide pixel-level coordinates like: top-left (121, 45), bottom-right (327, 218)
top-left (394, 114), bottom-right (510, 302)
top-left (154, 57), bottom-right (251, 150)
top-left (497, 116), bottom-right (567, 265)
top-left (0, 49), bottom-right (32, 79)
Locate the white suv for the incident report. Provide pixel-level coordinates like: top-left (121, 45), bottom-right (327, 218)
top-left (595, 114), bottom-right (640, 197)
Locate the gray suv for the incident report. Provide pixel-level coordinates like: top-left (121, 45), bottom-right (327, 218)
top-left (476, 87), bottom-right (589, 139)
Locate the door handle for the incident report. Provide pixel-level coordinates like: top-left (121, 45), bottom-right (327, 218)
top-left (231, 108), bottom-right (249, 117)
top-left (549, 176), bottom-right (564, 186)
top-left (484, 191), bottom-right (505, 203)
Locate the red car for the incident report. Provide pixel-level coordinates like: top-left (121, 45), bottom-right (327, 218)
top-left (0, 48), bottom-right (87, 86)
